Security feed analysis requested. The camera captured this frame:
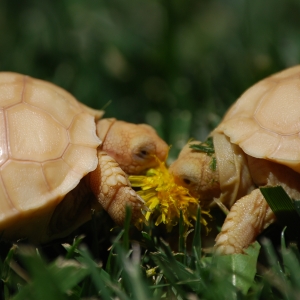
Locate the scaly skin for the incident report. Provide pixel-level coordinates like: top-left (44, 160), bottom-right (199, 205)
top-left (169, 142), bottom-right (221, 207)
top-left (96, 118), bottom-right (168, 174)
top-left (215, 157), bottom-right (300, 254)
top-left (47, 119), bottom-right (168, 240)
top-left (215, 156), bottom-right (300, 254)
top-left (214, 189), bottom-right (274, 254)
top-left (169, 138), bottom-right (300, 255)
top-left (89, 119), bottom-right (168, 224)
top-left (89, 151), bottom-right (145, 225)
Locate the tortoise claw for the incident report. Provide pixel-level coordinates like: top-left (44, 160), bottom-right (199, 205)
top-left (89, 151), bottom-right (144, 224)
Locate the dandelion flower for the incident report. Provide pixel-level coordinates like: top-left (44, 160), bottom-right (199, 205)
top-left (129, 157), bottom-right (211, 231)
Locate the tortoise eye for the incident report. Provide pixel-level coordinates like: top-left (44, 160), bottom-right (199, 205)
top-left (183, 178), bottom-right (191, 185)
top-left (140, 150), bottom-right (149, 157)
top-left (133, 142), bottom-right (155, 161)
top-left (135, 149), bottom-right (149, 159)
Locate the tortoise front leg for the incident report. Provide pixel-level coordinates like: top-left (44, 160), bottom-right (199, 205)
top-left (215, 189), bottom-right (276, 254)
top-left (88, 151), bottom-right (145, 225)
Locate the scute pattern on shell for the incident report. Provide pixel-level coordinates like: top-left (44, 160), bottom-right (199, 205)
top-left (215, 65), bottom-right (300, 172)
top-left (0, 73), bottom-right (101, 230)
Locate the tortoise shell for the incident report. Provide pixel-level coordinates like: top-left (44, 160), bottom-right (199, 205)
top-left (0, 72), bottom-right (101, 238)
top-left (216, 65), bottom-right (300, 172)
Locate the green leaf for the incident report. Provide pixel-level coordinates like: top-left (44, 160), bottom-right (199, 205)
top-left (2, 244), bottom-right (17, 284)
top-left (151, 240), bottom-right (203, 295)
top-left (48, 257), bottom-right (90, 292)
top-left (214, 241), bottom-right (261, 295)
top-left (210, 156), bottom-right (217, 171)
top-left (78, 246), bottom-right (114, 299)
top-left (261, 238), bottom-right (292, 299)
top-left (63, 235), bottom-right (85, 259)
top-left (139, 231), bottom-right (157, 253)
top-left (190, 137), bottom-right (217, 172)
top-left (281, 228), bottom-right (300, 291)
top-left (260, 186), bottom-right (300, 233)
top-left (13, 247), bottom-right (66, 300)
top-left (115, 244), bottom-right (153, 300)
top-left (190, 137), bottom-right (215, 155)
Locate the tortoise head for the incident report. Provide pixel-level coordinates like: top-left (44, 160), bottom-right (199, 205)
top-left (96, 118), bottom-right (168, 174)
top-left (169, 141), bottom-right (221, 206)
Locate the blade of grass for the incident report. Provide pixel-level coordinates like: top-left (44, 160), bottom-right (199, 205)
top-left (281, 228), bottom-right (300, 292)
top-left (63, 235), bottom-right (85, 259)
top-left (261, 238), bottom-right (285, 278)
top-left (115, 243), bottom-right (153, 300)
top-left (105, 206), bottom-right (133, 283)
top-left (141, 231), bottom-right (157, 252)
top-left (105, 228), bottom-right (124, 276)
top-left (2, 244), bottom-right (17, 284)
top-left (261, 238), bottom-right (291, 300)
top-left (2, 245), bottom-right (18, 300)
top-left (48, 257), bottom-right (90, 293)
top-left (123, 206), bottom-right (132, 252)
top-left (14, 247), bottom-right (66, 300)
top-left (260, 186), bottom-right (300, 234)
top-left (151, 240), bottom-right (200, 295)
top-left (178, 210), bottom-right (186, 265)
top-left (78, 245), bottom-right (114, 299)
top-left (192, 206), bottom-right (201, 261)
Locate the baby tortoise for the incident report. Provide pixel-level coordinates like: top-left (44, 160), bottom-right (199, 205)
top-left (0, 72), bottom-right (168, 243)
top-left (170, 65), bottom-right (300, 254)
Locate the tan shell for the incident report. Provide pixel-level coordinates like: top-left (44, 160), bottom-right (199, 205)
top-left (0, 72), bottom-right (102, 237)
top-left (215, 65), bottom-right (300, 173)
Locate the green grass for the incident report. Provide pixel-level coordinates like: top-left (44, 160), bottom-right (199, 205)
top-left (1, 206), bottom-right (300, 300)
top-left (1, 0), bottom-right (300, 146)
top-left (1, 1), bottom-right (300, 299)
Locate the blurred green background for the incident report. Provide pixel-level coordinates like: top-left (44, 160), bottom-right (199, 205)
top-left (1, 0), bottom-right (300, 157)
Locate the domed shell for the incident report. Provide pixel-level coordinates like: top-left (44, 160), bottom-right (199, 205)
top-left (0, 72), bottom-right (101, 238)
top-left (215, 65), bottom-right (300, 172)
